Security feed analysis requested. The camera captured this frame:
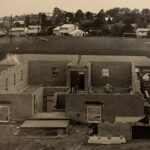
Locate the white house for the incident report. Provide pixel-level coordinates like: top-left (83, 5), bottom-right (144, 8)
top-left (9, 27), bottom-right (27, 36)
top-left (69, 29), bottom-right (85, 37)
top-left (0, 28), bottom-right (7, 36)
top-left (53, 26), bottom-right (61, 36)
top-left (136, 28), bottom-right (150, 38)
top-left (26, 25), bottom-right (42, 35)
top-left (13, 20), bottom-right (25, 26)
top-left (59, 24), bottom-right (77, 36)
top-left (53, 24), bottom-right (85, 36)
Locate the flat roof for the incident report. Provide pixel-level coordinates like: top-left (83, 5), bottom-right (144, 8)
top-left (21, 120), bottom-right (69, 128)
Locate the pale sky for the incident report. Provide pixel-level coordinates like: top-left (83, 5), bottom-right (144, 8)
top-left (0, 0), bottom-right (150, 17)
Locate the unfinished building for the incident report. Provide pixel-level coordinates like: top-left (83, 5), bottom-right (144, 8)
top-left (0, 54), bottom-right (149, 139)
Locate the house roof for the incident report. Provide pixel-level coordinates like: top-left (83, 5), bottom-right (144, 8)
top-left (11, 27), bottom-right (26, 31)
top-left (13, 20), bottom-right (25, 25)
top-left (60, 24), bottom-right (75, 28)
top-left (53, 26), bottom-right (60, 31)
top-left (136, 28), bottom-right (150, 32)
top-left (28, 25), bottom-right (41, 29)
top-left (0, 65), bottom-right (14, 72)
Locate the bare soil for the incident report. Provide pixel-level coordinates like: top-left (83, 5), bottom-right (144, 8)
top-left (0, 123), bottom-right (150, 150)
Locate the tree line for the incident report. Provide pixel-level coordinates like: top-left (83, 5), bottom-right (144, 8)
top-left (1, 7), bottom-right (150, 36)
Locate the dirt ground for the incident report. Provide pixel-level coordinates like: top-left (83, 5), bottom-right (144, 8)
top-left (0, 123), bottom-right (150, 150)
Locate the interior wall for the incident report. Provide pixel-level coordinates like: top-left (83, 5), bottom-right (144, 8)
top-left (65, 94), bottom-right (144, 123)
top-left (91, 61), bottom-right (132, 88)
top-left (28, 61), bottom-right (69, 86)
top-left (32, 87), bottom-right (43, 114)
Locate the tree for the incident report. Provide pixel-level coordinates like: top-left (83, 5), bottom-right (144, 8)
top-left (41, 13), bottom-right (47, 27)
top-left (93, 9), bottom-right (105, 28)
top-left (141, 9), bottom-right (150, 24)
top-left (52, 7), bottom-right (65, 25)
top-left (137, 14), bottom-right (147, 28)
top-left (75, 9), bottom-right (84, 24)
top-left (64, 12), bottom-right (74, 23)
top-left (110, 22), bottom-right (124, 36)
top-left (85, 11), bottom-right (94, 20)
top-left (25, 15), bottom-right (30, 27)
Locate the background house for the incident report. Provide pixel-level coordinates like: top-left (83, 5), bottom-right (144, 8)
top-left (53, 24), bottom-right (85, 36)
top-left (69, 29), bottom-right (85, 37)
top-left (26, 25), bottom-right (42, 35)
top-left (53, 26), bottom-right (61, 36)
top-left (0, 28), bottom-right (7, 36)
top-left (136, 28), bottom-right (150, 38)
top-left (9, 27), bottom-right (27, 36)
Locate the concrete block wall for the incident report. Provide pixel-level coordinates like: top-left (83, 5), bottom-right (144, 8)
top-left (32, 87), bottom-right (43, 114)
top-left (91, 61), bottom-right (132, 88)
top-left (65, 94), bottom-right (144, 123)
top-left (0, 61), bottom-right (28, 94)
top-left (0, 94), bottom-right (33, 121)
top-left (98, 122), bottom-right (132, 140)
top-left (28, 61), bottom-right (69, 86)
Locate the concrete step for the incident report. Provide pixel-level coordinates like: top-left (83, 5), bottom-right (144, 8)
top-left (20, 119), bottom-right (70, 136)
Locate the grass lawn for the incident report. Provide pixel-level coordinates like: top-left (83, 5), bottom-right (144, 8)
top-left (1, 36), bottom-right (150, 58)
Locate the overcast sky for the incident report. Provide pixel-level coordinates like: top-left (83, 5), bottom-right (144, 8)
top-left (0, 0), bottom-right (150, 17)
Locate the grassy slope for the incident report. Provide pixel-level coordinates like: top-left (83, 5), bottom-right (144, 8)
top-left (1, 36), bottom-right (150, 57)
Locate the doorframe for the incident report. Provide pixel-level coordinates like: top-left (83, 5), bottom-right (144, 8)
top-left (70, 71), bottom-right (85, 91)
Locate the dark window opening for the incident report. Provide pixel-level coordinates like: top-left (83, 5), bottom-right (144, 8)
top-left (14, 74), bottom-right (16, 85)
top-left (21, 70), bottom-right (23, 81)
top-left (5, 78), bottom-right (8, 91)
top-left (52, 67), bottom-right (59, 76)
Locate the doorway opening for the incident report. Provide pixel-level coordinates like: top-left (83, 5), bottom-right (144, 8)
top-left (71, 71), bottom-right (85, 90)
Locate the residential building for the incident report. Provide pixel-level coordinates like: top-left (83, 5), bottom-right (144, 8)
top-left (136, 28), bottom-right (150, 38)
top-left (69, 29), bottom-right (85, 37)
top-left (53, 24), bottom-right (85, 36)
top-left (0, 28), bottom-right (7, 36)
top-left (9, 27), bottom-right (27, 36)
top-left (26, 25), bottom-right (42, 35)
top-left (13, 20), bottom-right (25, 27)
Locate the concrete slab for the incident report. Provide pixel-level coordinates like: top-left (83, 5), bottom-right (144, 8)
top-left (115, 117), bottom-right (144, 123)
top-left (88, 136), bottom-right (126, 144)
top-left (21, 120), bottom-right (69, 128)
top-left (33, 112), bottom-right (69, 120)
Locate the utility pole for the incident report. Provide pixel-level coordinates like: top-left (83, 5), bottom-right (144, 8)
top-left (10, 14), bottom-right (12, 44)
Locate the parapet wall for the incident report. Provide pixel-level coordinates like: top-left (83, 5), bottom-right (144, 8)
top-left (0, 60), bottom-right (28, 94)
top-left (65, 93), bottom-right (144, 123)
top-left (0, 94), bottom-right (33, 121)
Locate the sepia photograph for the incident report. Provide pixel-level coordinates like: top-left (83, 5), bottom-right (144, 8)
top-left (1, 0), bottom-right (150, 149)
